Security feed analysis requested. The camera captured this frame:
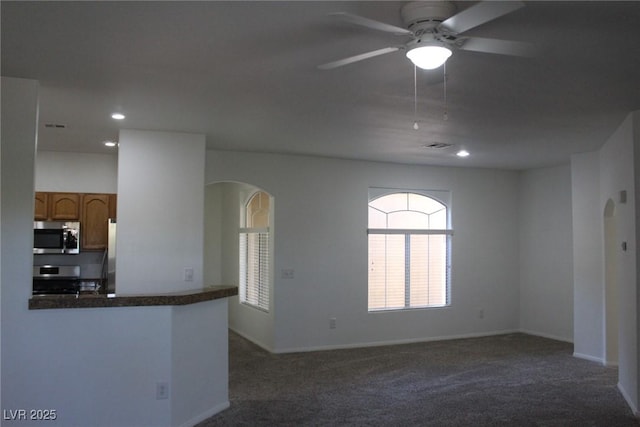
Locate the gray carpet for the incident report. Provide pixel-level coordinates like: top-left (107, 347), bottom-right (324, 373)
top-left (198, 332), bottom-right (639, 426)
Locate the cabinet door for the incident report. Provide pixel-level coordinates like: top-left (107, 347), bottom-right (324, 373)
top-left (34, 192), bottom-right (48, 220)
top-left (50, 193), bottom-right (80, 220)
top-left (81, 194), bottom-right (110, 250)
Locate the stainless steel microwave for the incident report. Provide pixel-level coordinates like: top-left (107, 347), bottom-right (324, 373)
top-left (33, 221), bottom-right (80, 254)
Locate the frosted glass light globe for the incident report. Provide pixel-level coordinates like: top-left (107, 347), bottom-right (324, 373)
top-left (406, 45), bottom-right (452, 70)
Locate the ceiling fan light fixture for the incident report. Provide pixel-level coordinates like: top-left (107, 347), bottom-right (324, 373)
top-left (406, 44), bottom-right (452, 70)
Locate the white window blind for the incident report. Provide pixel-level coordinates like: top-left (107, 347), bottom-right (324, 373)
top-left (239, 228), bottom-right (269, 311)
top-left (239, 190), bottom-right (271, 312)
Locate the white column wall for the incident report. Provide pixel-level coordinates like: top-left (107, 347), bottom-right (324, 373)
top-left (571, 151), bottom-right (604, 361)
top-left (204, 183), bottom-right (223, 285)
top-left (571, 111), bottom-right (639, 414)
top-left (598, 112), bottom-right (638, 412)
top-left (636, 112), bottom-right (640, 411)
top-left (117, 129), bottom-right (205, 295)
top-left (1, 76), bottom-right (40, 425)
top-left (518, 164), bottom-right (574, 342)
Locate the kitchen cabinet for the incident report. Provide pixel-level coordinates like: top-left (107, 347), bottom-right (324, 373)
top-left (34, 192), bottom-right (48, 220)
top-left (81, 194), bottom-right (111, 250)
top-left (34, 192), bottom-right (117, 251)
top-left (34, 192), bottom-right (80, 221)
top-left (49, 193), bottom-right (80, 220)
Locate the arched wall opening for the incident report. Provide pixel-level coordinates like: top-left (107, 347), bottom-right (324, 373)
top-left (603, 198), bottom-right (619, 366)
top-left (204, 181), bottom-right (275, 351)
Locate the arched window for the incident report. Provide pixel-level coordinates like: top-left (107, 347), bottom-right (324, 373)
top-left (368, 191), bottom-right (452, 311)
top-left (239, 191), bottom-right (270, 311)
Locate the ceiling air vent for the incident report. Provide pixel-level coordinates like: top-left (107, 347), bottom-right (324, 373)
top-left (44, 123), bottom-right (67, 129)
top-left (422, 142), bottom-right (452, 149)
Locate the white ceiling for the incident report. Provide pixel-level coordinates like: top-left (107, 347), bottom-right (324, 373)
top-left (2, 1), bottom-right (640, 170)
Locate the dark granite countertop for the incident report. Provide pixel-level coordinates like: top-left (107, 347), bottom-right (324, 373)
top-left (29, 285), bottom-right (238, 310)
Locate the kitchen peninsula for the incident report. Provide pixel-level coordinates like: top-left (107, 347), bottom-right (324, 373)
top-left (29, 285), bottom-right (237, 309)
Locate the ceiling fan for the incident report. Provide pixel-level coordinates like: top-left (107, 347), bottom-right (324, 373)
top-left (318, 1), bottom-right (534, 71)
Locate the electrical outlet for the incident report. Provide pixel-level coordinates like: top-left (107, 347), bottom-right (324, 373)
top-left (478, 308), bottom-right (484, 319)
top-left (184, 267), bottom-right (194, 282)
top-left (329, 317), bottom-right (337, 329)
top-left (156, 382), bottom-right (169, 400)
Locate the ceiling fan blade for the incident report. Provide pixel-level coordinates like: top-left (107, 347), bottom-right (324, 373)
top-left (440, 1), bottom-right (525, 34)
top-left (318, 47), bottom-right (400, 70)
top-left (458, 37), bottom-right (536, 57)
top-left (330, 12), bottom-right (412, 36)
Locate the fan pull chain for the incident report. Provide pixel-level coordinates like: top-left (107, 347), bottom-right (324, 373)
top-left (413, 65), bottom-right (419, 130)
top-left (443, 62), bottom-right (449, 121)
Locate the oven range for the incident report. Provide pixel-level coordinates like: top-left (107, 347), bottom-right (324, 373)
top-left (33, 265), bottom-right (80, 295)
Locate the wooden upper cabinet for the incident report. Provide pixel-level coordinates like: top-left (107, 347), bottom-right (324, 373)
top-left (34, 192), bottom-right (48, 221)
top-left (34, 192), bottom-right (116, 250)
top-left (81, 194), bottom-right (111, 250)
top-left (49, 193), bottom-right (81, 220)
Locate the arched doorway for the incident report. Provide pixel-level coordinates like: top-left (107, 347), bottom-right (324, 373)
top-left (204, 181), bottom-right (275, 351)
top-left (603, 198), bottom-right (618, 366)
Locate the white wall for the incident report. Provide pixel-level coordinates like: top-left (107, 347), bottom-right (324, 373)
top-left (636, 112), bottom-right (640, 410)
top-left (1, 77), bottom-right (39, 424)
top-left (117, 129), bottom-right (205, 295)
top-left (204, 183), bottom-right (223, 285)
top-left (206, 150), bottom-right (521, 352)
top-left (171, 299), bottom-right (230, 427)
top-left (518, 164), bottom-right (574, 341)
top-left (35, 151), bottom-right (117, 193)
top-left (571, 111), bottom-right (639, 413)
top-left (571, 151), bottom-right (604, 361)
top-left (599, 112), bottom-right (638, 412)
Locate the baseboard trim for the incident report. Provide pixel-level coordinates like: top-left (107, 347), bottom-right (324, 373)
top-left (573, 351), bottom-right (605, 365)
top-left (617, 382), bottom-right (639, 417)
top-left (518, 329), bottom-right (573, 343)
top-left (235, 327), bottom-right (574, 355)
top-left (226, 328), bottom-right (523, 354)
top-left (272, 329), bottom-right (521, 354)
top-left (228, 327), bottom-right (274, 352)
top-left (178, 401), bottom-right (230, 427)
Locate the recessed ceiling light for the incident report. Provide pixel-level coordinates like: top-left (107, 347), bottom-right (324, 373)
top-left (104, 141), bottom-right (118, 147)
top-left (456, 150), bottom-right (470, 158)
top-left (111, 113), bottom-right (125, 120)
